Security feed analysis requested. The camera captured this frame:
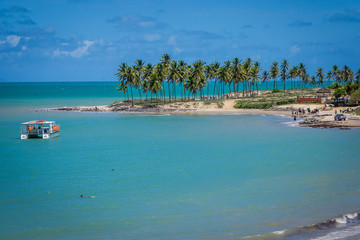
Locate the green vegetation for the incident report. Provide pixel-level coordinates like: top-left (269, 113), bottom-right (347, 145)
top-left (233, 89), bottom-right (312, 109)
top-left (328, 81), bottom-right (360, 100)
top-left (234, 99), bottom-right (296, 109)
top-left (116, 54), bottom-right (360, 107)
top-left (272, 88), bottom-right (283, 93)
top-left (351, 89), bottom-right (360, 102)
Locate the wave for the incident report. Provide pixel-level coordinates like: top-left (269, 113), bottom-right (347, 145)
top-left (242, 211), bottom-right (360, 240)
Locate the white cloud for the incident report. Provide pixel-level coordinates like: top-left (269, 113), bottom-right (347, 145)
top-left (143, 33), bottom-right (162, 42)
top-left (173, 46), bottom-right (183, 54)
top-left (53, 40), bottom-right (94, 58)
top-left (290, 44), bottom-right (301, 54)
top-left (7, 35), bottom-right (21, 47)
top-left (168, 35), bottom-right (176, 45)
top-left (139, 21), bottom-right (155, 28)
top-left (21, 45), bottom-right (27, 50)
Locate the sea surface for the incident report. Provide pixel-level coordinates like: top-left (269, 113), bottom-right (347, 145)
top-left (0, 82), bottom-right (359, 240)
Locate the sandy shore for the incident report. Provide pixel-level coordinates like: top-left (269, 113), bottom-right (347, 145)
top-left (39, 99), bottom-right (360, 129)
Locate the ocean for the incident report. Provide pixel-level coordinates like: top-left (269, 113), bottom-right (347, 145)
top-left (0, 82), bottom-right (359, 240)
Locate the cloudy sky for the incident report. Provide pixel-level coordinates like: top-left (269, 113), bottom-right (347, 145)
top-left (1, 0), bottom-right (360, 82)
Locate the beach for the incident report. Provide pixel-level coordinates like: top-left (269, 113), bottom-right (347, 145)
top-left (41, 98), bottom-right (360, 129)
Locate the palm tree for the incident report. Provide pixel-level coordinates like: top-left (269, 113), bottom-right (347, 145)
top-left (325, 70), bottom-right (332, 87)
top-left (310, 76), bottom-right (317, 86)
top-left (142, 63), bottom-right (153, 101)
top-left (231, 58), bottom-right (243, 97)
top-left (153, 63), bottom-right (166, 103)
top-left (217, 66), bottom-right (230, 99)
top-left (316, 68), bottom-right (324, 86)
top-left (250, 61), bottom-right (261, 96)
top-left (188, 60), bottom-right (206, 99)
top-left (169, 60), bottom-right (180, 102)
top-left (270, 61), bottom-right (279, 90)
top-left (134, 59), bottom-right (145, 101)
top-left (343, 65), bottom-right (354, 84)
top-left (261, 70), bottom-right (270, 90)
top-left (148, 73), bottom-right (162, 103)
top-left (332, 65), bottom-right (340, 83)
top-left (210, 62), bottom-right (220, 98)
top-left (280, 59), bottom-right (289, 92)
top-left (243, 58), bottom-right (253, 96)
top-left (160, 54), bottom-right (172, 102)
top-left (298, 63), bottom-right (307, 89)
top-left (355, 68), bottom-right (360, 83)
top-left (288, 66), bottom-right (298, 90)
top-left (177, 60), bottom-right (188, 101)
top-left (205, 63), bottom-right (217, 99)
top-left (115, 63), bottom-right (135, 106)
top-left (117, 81), bottom-right (128, 101)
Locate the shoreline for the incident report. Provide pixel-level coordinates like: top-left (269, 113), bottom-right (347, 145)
top-left (37, 99), bottom-right (360, 129)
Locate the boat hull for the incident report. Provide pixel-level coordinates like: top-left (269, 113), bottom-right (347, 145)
top-left (21, 131), bottom-right (60, 139)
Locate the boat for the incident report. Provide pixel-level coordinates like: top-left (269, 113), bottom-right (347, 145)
top-left (21, 120), bottom-right (60, 139)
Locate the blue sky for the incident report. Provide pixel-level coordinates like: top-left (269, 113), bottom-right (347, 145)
top-left (0, 0), bottom-right (360, 82)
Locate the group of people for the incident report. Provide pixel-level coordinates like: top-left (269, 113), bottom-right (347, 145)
top-left (336, 108), bottom-right (354, 114)
top-left (292, 107), bottom-right (319, 116)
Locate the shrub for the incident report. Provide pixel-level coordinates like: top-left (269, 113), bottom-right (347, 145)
top-left (234, 102), bottom-right (272, 109)
top-left (333, 87), bottom-right (346, 98)
top-left (234, 99), bottom-right (296, 109)
top-left (350, 89), bottom-right (360, 102)
top-left (217, 101), bottom-right (224, 108)
top-left (272, 88), bottom-right (283, 93)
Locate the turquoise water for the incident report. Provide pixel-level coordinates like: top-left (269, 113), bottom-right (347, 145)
top-left (0, 82), bottom-right (359, 239)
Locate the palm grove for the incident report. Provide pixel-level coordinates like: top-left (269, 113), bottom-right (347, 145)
top-left (116, 54), bottom-right (360, 106)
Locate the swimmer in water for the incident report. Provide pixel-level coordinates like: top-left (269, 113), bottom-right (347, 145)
top-left (80, 195), bottom-right (95, 198)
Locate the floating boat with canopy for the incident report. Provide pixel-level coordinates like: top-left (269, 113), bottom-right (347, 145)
top-left (21, 120), bottom-right (60, 139)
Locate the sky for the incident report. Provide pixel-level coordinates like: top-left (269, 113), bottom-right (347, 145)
top-left (0, 0), bottom-right (360, 82)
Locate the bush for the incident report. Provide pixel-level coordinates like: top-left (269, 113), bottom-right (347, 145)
top-left (275, 99), bottom-right (296, 105)
top-left (234, 99), bottom-right (296, 109)
top-left (217, 101), bottom-right (224, 108)
top-left (272, 88), bottom-right (283, 93)
top-left (234, 102), bottom-right (272, 109)
top-left (345, 102), bottom-right (360, 107)
top-left (351, 89), bottom-right (360, 102)
top-left (333, 87), bottom-right (346, 98)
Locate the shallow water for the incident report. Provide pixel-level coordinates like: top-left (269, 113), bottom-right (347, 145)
top-left (0, 82), bottom-right (359, 239)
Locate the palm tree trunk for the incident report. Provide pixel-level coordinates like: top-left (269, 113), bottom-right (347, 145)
top-left (168, 82), bottom-right (171, 103)
top-left (138, 89), bottom-right (142, 102)
top-left (243, 82), bottom-right (245, 97)
top-left (130, 86), bottom-right (134, 107)
top-left (273, 79), bottom-right (276, 90)
top-left (173, 83), bottom-right (177, 102)
top-left (213, 80), bottom-right (217, 98)
top-left (284, 79), bottom-right (286, 93)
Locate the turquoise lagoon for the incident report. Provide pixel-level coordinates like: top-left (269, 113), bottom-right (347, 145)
top-left (0, 82), bottom-right (359, 239)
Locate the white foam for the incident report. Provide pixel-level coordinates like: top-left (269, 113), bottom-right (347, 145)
top-left (334, 216), bottom-right (347, 224)
top-left (311, 224), bottom-right (360, 240)
top-left (273, 230), bottom-right (285, 235)
top-left (345, 213), bottom-right (358, 220)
